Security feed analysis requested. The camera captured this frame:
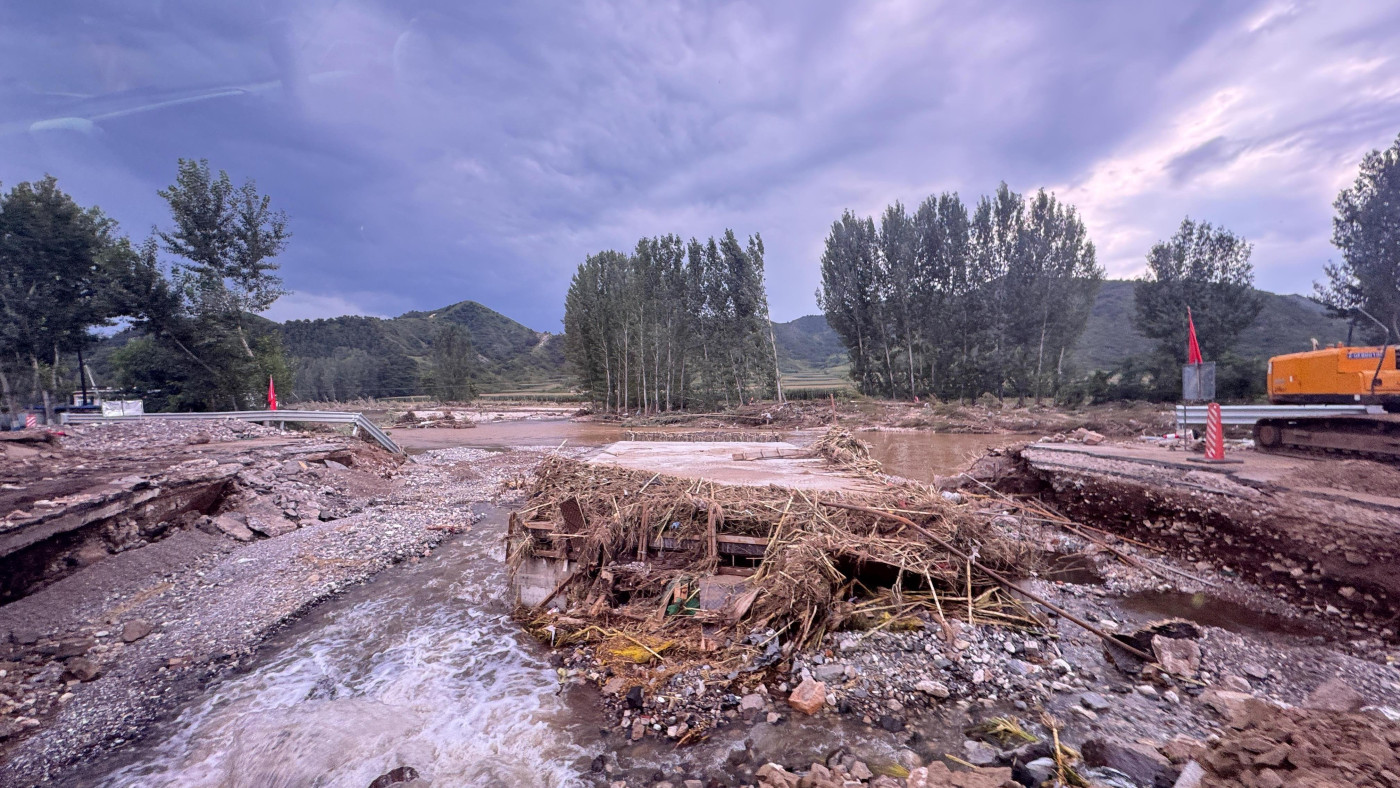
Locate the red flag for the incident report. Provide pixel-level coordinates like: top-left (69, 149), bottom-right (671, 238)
top-left (268, 377), bottom-right (278, 411)
top-left (1186, 307), bottom-right (1204, 365)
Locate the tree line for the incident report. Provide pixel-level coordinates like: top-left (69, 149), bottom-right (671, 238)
top-left (563, 230), bottom-right (781, 412)
top-left (818, 184), bottom-right (1103, 402)
top-left (0, 162), bottom-right (294, 420)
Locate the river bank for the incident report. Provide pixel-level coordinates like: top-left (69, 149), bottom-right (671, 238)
top-left (0, 420), bottom-right (558, 784)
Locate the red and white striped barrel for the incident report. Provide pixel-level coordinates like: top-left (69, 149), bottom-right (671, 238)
top-left (24, 413), bottom-right (38, 429)
top-left (1204, 402), bottom-right (1225, 461)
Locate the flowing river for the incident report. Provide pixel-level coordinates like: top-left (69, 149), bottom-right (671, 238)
top-left (95, 507), bottom-right (602, 787)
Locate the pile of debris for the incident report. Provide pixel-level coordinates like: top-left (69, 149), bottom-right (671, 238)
top-left (394, 409), bottom-right (478, 429)
top-left (509, 445), bottom-right (1053, 743)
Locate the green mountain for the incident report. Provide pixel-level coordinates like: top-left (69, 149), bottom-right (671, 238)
top-left (281, 300), bottom-right (566, 399)
top-left (1068, 280), bottom-right (1351, 371)
top-left (773, 314), bottom-right (847, 372)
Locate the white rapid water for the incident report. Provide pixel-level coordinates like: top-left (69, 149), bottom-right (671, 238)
top-left (95, 509), bottom-right (600, 788)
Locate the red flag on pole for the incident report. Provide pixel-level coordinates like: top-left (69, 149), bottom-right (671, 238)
top-left (268, 377), bottom-right (278, 411)
top-left (1186, 307), bottom-right (1204, 365)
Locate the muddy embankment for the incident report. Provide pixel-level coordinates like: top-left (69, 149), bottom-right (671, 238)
top-left (989, 444), bottom-right (1400, 643)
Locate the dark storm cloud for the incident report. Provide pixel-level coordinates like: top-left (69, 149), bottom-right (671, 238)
top-left (3, 1), bottom-right (1400, 329)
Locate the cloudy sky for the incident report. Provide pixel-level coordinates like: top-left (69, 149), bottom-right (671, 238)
top-left (4, 1), bottom-right (1400, 331)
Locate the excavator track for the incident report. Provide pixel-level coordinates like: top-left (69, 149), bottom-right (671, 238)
top-left (1253, 414), bottom-right (1400, 463)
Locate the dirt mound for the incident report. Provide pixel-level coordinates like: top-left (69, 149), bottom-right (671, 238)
top-left (1280, 458), bottom-right (1400, 494)
top-left (1197, 705), bottom-right (1400, 787)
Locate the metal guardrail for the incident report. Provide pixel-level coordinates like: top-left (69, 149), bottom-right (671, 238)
top-left (1174, 404), bottom-right (1370, 431)
top-left (62, 409), bottom-right (403, 455)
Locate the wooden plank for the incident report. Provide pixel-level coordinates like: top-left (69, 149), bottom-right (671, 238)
top-left (659, 535), bottom-right (770, 557)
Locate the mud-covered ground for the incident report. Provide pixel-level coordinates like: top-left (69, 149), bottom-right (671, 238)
top-left (600, 399), bottom-right (1174, 439)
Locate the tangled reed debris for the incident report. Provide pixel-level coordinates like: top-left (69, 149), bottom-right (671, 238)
top-left (810, 426), bottom-right (883, 475)
top-left (510, 454), bottom-right (1041, 664)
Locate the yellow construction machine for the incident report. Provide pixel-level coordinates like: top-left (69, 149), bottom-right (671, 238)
top-left (1254, 343), bottom-right (1400, 459)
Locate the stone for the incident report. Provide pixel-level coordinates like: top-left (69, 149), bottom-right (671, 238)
top-left (879, 715), bottom-right (904, 732)
top-left (1152, 635), bottom-right (1201, 677)
top-left (246, 513), bottom-right (298, 538)
top-left (789, 678), bottom-right (826, 715)
top-left (212, 513), bottom-right (255, 541)
top-left (368, 766), bottom-right (420, 788)
top-left (63, 657), bottom-right (101, 682)
top-left (325, 459), bottom-right (349, 471)
top-left (1172, 762), bottom-right (1205, 788)
top-left (962, 739), bottom-right (999, 767)
top-left (849, 761), bottom-right (873, 780)
top-left (1303, 677), bottom-right (1365, 712)
top-left (1199, 689), bottom-right (1255, 722)
top-left (1161, 737), bottom-right (1207, 765)
top-left (121, 619), bottom-right (153, 643)
top-left (1022, 757), bottom-right (1057, 785)
top-left (813, 663), bottom-right (847, 682)
top-left (915, 679), bottom-right (950, 698)
top-left (1136, 684), bottom-right (1159, 698)
top-left (1080, 738), bottom-right (1174, 788)
top-left (1221, 674), bottom-right (1252, 693)
top-left (626, 685), bottom-right (645, 709)
top-left (55, 638), bottom-right (95, 658)
top-left (1080, 691), bottom-right (1112, 711)
top-left (740, 692), bottom-right (766, 712)
top-left (905, 767), bottom-right (930, 788)
top-left (1242, 663), bottom-right (1269, 680)
top-left (755, 763), bottom-right (799, 788)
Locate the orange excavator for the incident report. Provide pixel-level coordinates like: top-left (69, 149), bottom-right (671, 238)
top-left (1254, 342), bottom-right (1400, 459)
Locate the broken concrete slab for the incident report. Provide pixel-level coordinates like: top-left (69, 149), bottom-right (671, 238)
top-left (211, 513), bottom-right (255, 542)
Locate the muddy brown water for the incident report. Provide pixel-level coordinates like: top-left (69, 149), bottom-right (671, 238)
top-left (859, 431), bottom-right (1022, 483)
top-left (1119, 591), bottom-right (1323, 640)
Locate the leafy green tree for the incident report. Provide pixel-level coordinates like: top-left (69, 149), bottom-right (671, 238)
top-left (424, 323), bottom-right (477, 401)
top-left (0, 177), bottom-right (139, 421)
top-left (1134, 217), bottom-right (1261, 364)
top-left (818, 185), bottom-right (1099, 402)
top-left (119, 159), bottom-right (293, 410)
top-left (1317, 132), bottom-right (1400, 339)
top-left (564, 230), bottom-right (776, 411)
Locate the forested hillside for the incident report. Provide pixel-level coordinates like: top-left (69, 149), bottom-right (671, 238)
top-left (283, 300), bottom-right (565, 400)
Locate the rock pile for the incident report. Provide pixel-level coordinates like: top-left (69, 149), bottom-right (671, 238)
top-left (1193, 705), bottom-right (1400, 787)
